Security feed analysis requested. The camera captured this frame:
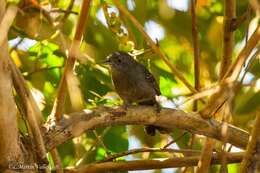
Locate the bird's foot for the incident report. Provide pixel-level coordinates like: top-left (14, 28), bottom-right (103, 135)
top-left (154, 102), bottom-right (161, 113)
top-left (122, 102), bottom-right (131, 111)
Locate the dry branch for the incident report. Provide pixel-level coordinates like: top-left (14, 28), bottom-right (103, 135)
top-left (98, 148), bottom-right (201, 163)
top-left (191, 0), bottom-right (200, 112)
top-left (0, 5), bottom-right (17, 46)
top-left (43, 106), bottom-right (249, 151)
top-left (10, 55), bottom-right (49, 164)
top-left (0, 1), bottom-right (23, 168)
top-left (191, 0), bottom-right (200, 92)
top-left (240, 112), bottom-right (260, 173)
top-left (64, 152), bottom-right (244, 173)
top-left (51, 0), bottom-right (91, 121)
top-left (224, 25), bottom-right (260, 81)
top-left (219, 0), bottom-right (236, 79)
top-left (196, 138), bottom-right (215, 173)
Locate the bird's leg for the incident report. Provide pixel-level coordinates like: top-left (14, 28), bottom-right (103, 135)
top-left (122, 101), bottom-right (131, 110)
top-left (138, 99), bottom-right (161, 113)
top-left (154, 101), bottom-right (161, 113)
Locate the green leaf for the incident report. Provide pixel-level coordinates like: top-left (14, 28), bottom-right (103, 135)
top-left (236, 91), bottom-right (260, 114)
top-left (103, 126), bottom-right (128, 152)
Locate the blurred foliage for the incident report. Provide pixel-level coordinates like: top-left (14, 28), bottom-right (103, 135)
top-left (8, 0), bottom-right (259, 172)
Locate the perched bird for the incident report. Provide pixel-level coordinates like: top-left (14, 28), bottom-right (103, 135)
top-left (105, 51), bottom-right (165, 136)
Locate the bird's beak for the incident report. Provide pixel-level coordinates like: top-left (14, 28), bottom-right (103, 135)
top-left (97, 54), bottom-right (112, 65)
top-left (100, 59), bottom-right (111, 64)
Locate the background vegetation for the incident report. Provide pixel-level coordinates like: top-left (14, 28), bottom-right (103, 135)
top-left (0, 0), bottom-right (259, 172)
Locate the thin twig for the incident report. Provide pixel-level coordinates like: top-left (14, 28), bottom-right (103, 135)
top-left (98, 147), bottom-right (201, 163)
top-left (93, 130), bottom-right (110, 156)
top-left (196, 138), bottom-right (215, 173)
top-left (50, 8), bottom-right (78, 15)
top-left (76, 127), bottom-right (111, 166)
top-left (50, 149), bottom-right (63, 173)
top-left (9, 37), bottom-right (24, 53)
top-left (163, 132), bottom-right (188, 149)
top-left (231, 6), bottom-right (252, 31)
top-left (197, 2), bottom-right (235, 171)
top-left (223, 25), bottom-right (260, 82)
top-left (61, 0), bottom-right (75, 23)
top-left (191, 0), bottom-right (200, 112)
top-left (240, 111), bottom-right (260, 173)
top-left (26, 66), bottom-right (63, 77)
top-left (73, 152), bottom-right (244, 173)
top-left (198, 1), bottom-right (236, 171)
top-left (200, 25), bottom-right (260, 119)
top-left (219, 0), bottom-right (236, 79)
top-left (240, 47), bottom-right (260, 83)
top-left (112, 0), bottom-right (196, 93)
top-left (220, 110), bottom-right (232, 173)
top-left (51, 0), bottom-right (91, 121)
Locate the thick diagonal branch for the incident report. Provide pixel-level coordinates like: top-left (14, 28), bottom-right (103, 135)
top-left (43, 106), bottom-right (249, 151)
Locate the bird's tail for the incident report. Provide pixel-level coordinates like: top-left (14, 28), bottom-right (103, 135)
top-left (145, 125), bottom-right (156, 136)
top-left (145, 125), bottom-right (171, 136)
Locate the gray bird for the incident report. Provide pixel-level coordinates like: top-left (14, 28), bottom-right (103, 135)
top-left (105, 51), bottom-right (164, 136)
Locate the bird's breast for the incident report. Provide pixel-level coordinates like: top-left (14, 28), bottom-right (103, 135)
top-left (111, 69), bottom-right (156, 103)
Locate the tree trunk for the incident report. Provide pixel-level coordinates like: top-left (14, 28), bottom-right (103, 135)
top-left (0, 0), bottom-right (24, 171)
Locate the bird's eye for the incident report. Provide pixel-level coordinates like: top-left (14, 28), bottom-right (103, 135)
top-left (117, 59), bottom-right (121, 63)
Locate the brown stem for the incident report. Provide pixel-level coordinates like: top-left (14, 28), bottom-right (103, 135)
top-left (196, 138), bottom-right (215, 173)
top-left (65, 152), bottom-right (244, 173)
top-left (43, 106), bottom-right (249, 151)
top-left (51, 0), bottom-right (91, 121)
top-left (50, 149), bottom-right (64, 173)
top-left (98, 147), bottom-right (201, 163)
top-left (0, 5), bottom-right (18, 46)
top-left (50, 8), bottom-right (78, 15)
top-left (163, 132), bottom-right (188, 149)
top-left (240, 112), bottom-right (260, 173)
top-left (191, 0), bottom-right (200, 112)
top-left (26, 66), bottom-right (63, 77)
top-left (219, 0), bottom-right (236, 79)
top-left (223, 25), bottom-right (260, 82)
top-left (0, 1), bottom-right (24, 168)
top-left (77, 127), bottom-right (111, 166)
top-left (61, 0), bottom-right (75, 23)
top-left (231, 7), bottom-right (252, 31)
top-left (1, 3), bottom-right (50, 170)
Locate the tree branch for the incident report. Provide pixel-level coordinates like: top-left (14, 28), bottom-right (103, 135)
top-left (0, 1), bottom-right (24, 168)
top-left (191, 0), bottom-right (201, 112)
top-left (231, 7), bottom-right (252, 31)
top-left (43, 106), bottom-right (249, 151)
top-left (219, 0), bottom-right (236, 79)
top-left (51, 0), bottom-right (91, 121)
top-left (63, 152), bottom-right (244, 173)
top-left (0, 5), bottom-right (17, 46)
top-left (98, 147), bottom-right (201, 163)
top-left (223, 25), bottom-right (260, 81)
top-left (240, 112), bottom-right (260, 173)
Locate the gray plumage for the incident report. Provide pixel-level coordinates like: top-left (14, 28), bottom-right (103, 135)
top-left (106, 51), bottom-right (162, 136)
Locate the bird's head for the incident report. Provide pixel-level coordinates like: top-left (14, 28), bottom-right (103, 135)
top-left (104, 51), bottom-right (136, 71)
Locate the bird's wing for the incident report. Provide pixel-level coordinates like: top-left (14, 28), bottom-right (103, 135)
top-left (142, 66), bottom-right (161, 95)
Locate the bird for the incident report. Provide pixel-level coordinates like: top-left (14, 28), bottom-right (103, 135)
top-left (105, 51), bottom-right (166, 136)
